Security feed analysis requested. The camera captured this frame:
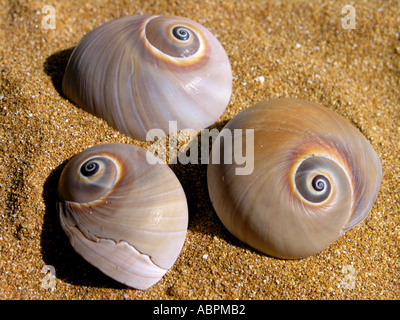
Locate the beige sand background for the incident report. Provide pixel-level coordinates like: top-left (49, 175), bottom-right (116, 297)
top-left (0, 0), bottom-right (399, 299)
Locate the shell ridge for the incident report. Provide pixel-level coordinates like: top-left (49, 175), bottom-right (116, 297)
top-left (342, 149), bottom-right (382, 231)
top-left (130, 59), bottom-right (160, 136)
top-left (85, 21), bottom-right (126, 118)
top-left (99, 24), bottom-right (140, 134)
top-left (113, 38), bottom-right (137, 137)
top-left (111, 16), bottom-right (155, 138)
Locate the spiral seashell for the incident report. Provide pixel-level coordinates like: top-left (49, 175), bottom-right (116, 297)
top-left (62, 15), bottom-right (232, 141)
top-left (207, 98), bottom-right (382, 259)
top-left (57, 143), bottom-right (188, 289)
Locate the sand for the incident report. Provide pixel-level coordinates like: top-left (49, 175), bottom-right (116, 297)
top-left (0, 0), bottom-right (399, 300)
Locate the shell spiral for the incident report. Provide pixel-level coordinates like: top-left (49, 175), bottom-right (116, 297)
top-left (207, 98), bottom-right (382, 259)
top-left (62, 15), bottom-right (232, 141)
top-left (57, 143), bottom-right (188, 289)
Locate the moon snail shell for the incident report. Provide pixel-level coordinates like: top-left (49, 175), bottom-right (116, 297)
top-left (57, 143), bottom-right (188, 289)
top-left (207, 98), bottom-right (382, 259)
top-left (62, 15), bottom-right (232, 141)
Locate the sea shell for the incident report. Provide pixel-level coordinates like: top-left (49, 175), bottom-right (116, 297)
top-left (57, 143), bottom-right (188, 289)
top-left (62, 15), bottom-right (232, 141)
top-left (207, 98), bottom-right (382, 259)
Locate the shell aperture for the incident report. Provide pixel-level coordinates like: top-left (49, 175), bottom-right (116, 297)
top-left (57, 143), bottom-right (188, 289)
top-left (62, 15), bottom-right (232, 141)
top-left (207, 98), bottom-right (382, 259)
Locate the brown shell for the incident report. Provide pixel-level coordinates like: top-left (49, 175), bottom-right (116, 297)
top-left (207, 98), bottom-right (382, 259)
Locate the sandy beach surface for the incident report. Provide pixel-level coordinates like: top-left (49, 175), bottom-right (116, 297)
top-left (0, 0), bottom-right (399, 300)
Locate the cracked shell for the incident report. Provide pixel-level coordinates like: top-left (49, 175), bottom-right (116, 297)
top-left (57, 143), bottom-right (188, 289)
